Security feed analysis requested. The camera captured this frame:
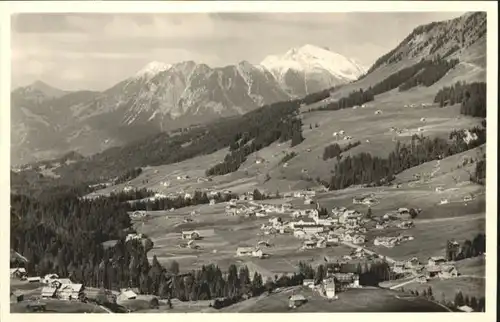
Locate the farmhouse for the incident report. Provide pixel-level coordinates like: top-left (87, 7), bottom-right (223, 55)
top-left (322, 278), bottom-right (337, 299)
top-left (10, 267), bottom-right (27, 279)
top-left (289, 294), bottom-right (307, 308)
top-left (333, 273), bottom-right (360, 289)
top-left (392, 262), bottom-right (407, 274)
top-left (438, 265), bottom-right (458, 279)
top-left (43, 273), bottom-right (59, 284)
top-left (294, 230), bottom-right (307, 239)
top-left (303, 279), bottom-right (315, 288)
top-left (131, 210), bottom-right (147, 218)
top-left (294, 224), bottom-right (324, 235)
top-left (405, 257), bottom-right (420, 268)
top-left (181, 231), bottom-right (200, 241)
top-left (41, 286), bottom-right (58, 299)
top-left (27, 276), bottom-right (41, 283)
top-left (416, 275), bottom-right (428, 284)
top-left (118, 289), bottom-right (138, 302)
top-left (458, 305), bottom-right (474, 313)
top-left (303, 240), bottom-right (317, 249)
top-left (428, 256), bottom-right (447, 266)
top-left (397, 221), bottom-right (414, 229)
top-left (10, 291), bottom-right (24, 303)
top-left (58, 283), bottom-right (84, 301)
top-left (352, 235), bottom-right (366, 245)
top-left (426, 266), bottom-right (442, 279)
top-left (236, 247), bottom-right (254, 257)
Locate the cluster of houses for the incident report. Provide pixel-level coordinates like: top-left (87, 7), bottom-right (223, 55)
top-left (352, 195), bottom-right (378, 206)
top-left (226, 200), bottom-right (292, 218)
top-left (390, 256), bottom-right (459, 282)
top-left (10, 268), bottom-right (140, 304)
top-left (373, 234), bottom-right (414, 248)
top-left (299, 269), bottom-right (361, 303)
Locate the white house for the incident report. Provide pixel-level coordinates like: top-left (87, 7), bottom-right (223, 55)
top-left (294, 230), bottom-right (307, 239)
top-left (236, 247), bottom-right (254, 257)
top-left (428, 256), bottom-right (447, 267)
top-left (181, 231), bottom-right (200, 240)
top-left (252, 248), bottom-right (264, 258)
top-left (43, 274), bottom-right (59, 285)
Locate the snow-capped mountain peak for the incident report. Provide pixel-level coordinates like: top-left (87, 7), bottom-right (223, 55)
top-left (134, 61), bottom-right (172, 80)
top-left (261, 44), bottom-right (367, 82)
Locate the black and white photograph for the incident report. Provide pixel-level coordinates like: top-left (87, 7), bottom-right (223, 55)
top-left (1, 1), bottom-right (497, 319)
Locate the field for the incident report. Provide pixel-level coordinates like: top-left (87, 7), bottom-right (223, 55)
top-left (391, 276), bottom-right (485, 305)
top-left (219, 286), bottom-right (450, 313)
top-left (10, 299), bottom-right (108, 313)
top-left (135, 202), bottom-right (354, 278)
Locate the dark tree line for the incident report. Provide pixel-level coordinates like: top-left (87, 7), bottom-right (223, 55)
top-left (318, 88), bottom-right (375, 111)
top-left (318, 58), bottom-right (457, 113)
top-left (453, 291), bottom-right (485, 312)
top-left (323, 141), bottom-right (361, 161)
top-left (434, 81), bottom-right (486, 117)
top-left (114, 168), bottom-right (143, 185)
top-left (326, 127), bottom-right (486, 190)
top-left (125, 190), bottom-right (239, 212)
top-left (470, 156), bottom-right (486, 185)
top-left (280, 152), bottom-right (297, 164)
top-left (206, 115), bottom-right (304, 176)
top-left (445, 234), bottom-right (486, 261)
top-left (398, 58), bottom-right (459, 91)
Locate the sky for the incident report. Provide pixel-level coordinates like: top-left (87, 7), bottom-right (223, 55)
top-left (11, 11), bottom-right (466, 91)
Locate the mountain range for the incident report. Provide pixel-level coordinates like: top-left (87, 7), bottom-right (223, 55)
top-left (11, 45), bottom-right (367, 165)
top-left (10, 12), bottom-right (487, 166)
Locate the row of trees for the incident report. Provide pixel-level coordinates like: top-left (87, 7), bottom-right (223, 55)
top-left (280, 152), bottom-right (297, 164)
top-left (434, 81), bottom-right (486, 117)
top-left (318, 88), bottom-right (375, 111)
top-left (398, 58), bottom-right (459, 91)
top-left (114, 168), bottom-right (143, 185)
top-left (319, 57), bottom-right (458, 114)
top-left (125, 190), bottom-right (239, 212)
top-left (326, 127), bottom-right (486, 190)
top-left (445, 233), bottom-right (486, 261)
top-left (453, 291), bottom-right (485, 312)
top-left (470, 156), bottom-right (486, 185)
top-left (206, 115), bottom-right (304, 176)
top-left (322, 141), bottom-right (361, 161)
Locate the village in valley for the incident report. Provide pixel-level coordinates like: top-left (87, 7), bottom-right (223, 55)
top-left (8, 8), bottom-right (490, 316)
top-left (10, 178), bottom-right (485, 312)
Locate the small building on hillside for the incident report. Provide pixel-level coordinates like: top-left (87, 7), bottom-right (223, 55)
top-left (42, 273), bottom-right (59, 284)
top-left (181, 230), bottom-right (200, 240)
top-left (323, 278), bottom-right (336, 299)
top-left (303, 240), bottom-right (317, 250)
top-left (236, 247), bottom-right (254, 257)
top-left (41, 286), bottom-right (58, 299)
top-left (27, 276), bottom-right (41, 283)
top-left (425, 266), bottom-right (442, 279)
top-left (302, 279), bottom-right (315, 288)
top-left (427, 256), bottom-right (447, 267)
top-left (293, 230), bottom-right (307, 239)
top-left (438, 265), bottom-right (458, 279)
top-left (10, 267), bottom-right (27, 279)
top-left (352, 235), bottom-right (366, 245)
top-left (10, 291), bottom-right (24, 303)
top-left (415, 275), bottom-right (428, 284)
top-left (58, 283), bottom-right (84, 301)
top-left (118, 289), bottom-right (138, 302)
top-left (252, 248), bottom-right (264, 258)
top-left (289, 294), bottom-right (307, 308)
top-left (458, 305), bottom-right (474, 313)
